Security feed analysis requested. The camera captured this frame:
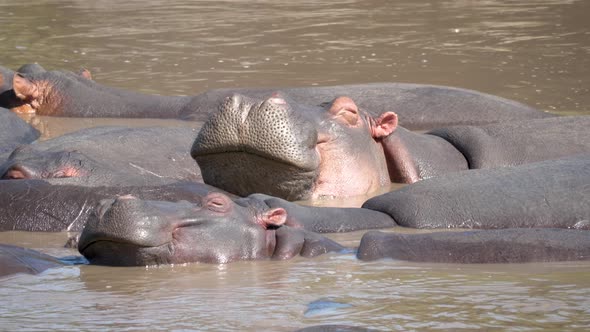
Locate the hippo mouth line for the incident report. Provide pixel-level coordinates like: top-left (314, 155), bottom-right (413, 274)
top-left (196, 150), bottom-right (319, 172)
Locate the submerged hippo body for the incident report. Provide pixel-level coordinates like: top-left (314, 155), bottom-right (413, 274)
top-left (0, 244), bottom-right (66, 278)
top-left (0, 180), bottom-right (226, 232)
top-left (0, 107), bottom-right (40, 162)
top-left (0, 126), bottom-right (201, 187)
top-left (357, 229), bottom-right (590, 263)
top-left (192, 94), bottom-right (589, 200)
top-left (0, 65), bottom-right (550, 129)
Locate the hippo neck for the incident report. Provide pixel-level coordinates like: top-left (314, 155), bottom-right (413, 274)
top-left (60, 79), bottom-right (193, 117)
top-left (85, 90), bottom-right (192, 118)
top-left (381, 127), bottom-right (468, 183)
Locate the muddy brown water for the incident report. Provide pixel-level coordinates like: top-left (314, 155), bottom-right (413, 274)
top-left (1, 0), bottom-right (590, 330)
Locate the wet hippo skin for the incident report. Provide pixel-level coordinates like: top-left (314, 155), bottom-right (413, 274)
top-left (0, 107), bottom-right (40, 162)
top-left (0, 244), bottom-right (66, 278)
top-left (0, 126), bottom-right (201, 187)
top-left (0, 64), bottom-right (550, 130)
top-left (0, 180), bottom-right (227, 232)
top-left (357, 229), bottom-right (590, 263)
top-left (361, 154), bottom-right (590, 229)
top-left (78, 192), bottom-right (345, 266)
top-left (192, 93), bottom-right (589, 200)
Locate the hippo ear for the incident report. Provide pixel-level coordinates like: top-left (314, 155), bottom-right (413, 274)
top-left (261, 207), bottom-right (287, 228)
top-left (78, 68), bottom-right (92, 80)
top-left (371, 112), bottom-right (398, 139)
top-left (12, 74), bottom-right (40, 101)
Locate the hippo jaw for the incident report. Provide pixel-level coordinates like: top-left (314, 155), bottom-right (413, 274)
top-left (192, 94), bottom-right (322, 200)
top-left (79, 194), bottom-right (286, 266)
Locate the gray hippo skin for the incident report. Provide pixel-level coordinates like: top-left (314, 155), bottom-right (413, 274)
top-left (361, 155), bottom-right (590, 229)
top-left (0, 180), bottom-right (226, 232)
top-left (192, 94), bottom-right (589, 200)
top-left (0, 107), bottom-right (40, 162)
top-left (0, 244), bottom-right (65, 278)
top-left (78, 192), bottom-right (344, 266)
top-left (0, 65), bottom-right (549, 129)
top-left (357, 229), bottom-right (590, 263)
top-left (0, 126), bottom-right (201, 187)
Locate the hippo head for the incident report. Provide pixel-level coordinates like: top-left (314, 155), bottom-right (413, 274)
top-left (0, 146), bottom-right (92, 180)
top-left (191, 94), bottom-right (398, 200)
top-left (78, 193), bottom-right (293, 266)
top-left (6, 69), bottom-right (91, 115)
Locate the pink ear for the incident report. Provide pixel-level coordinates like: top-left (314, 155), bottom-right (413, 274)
top-left (262, 208), bottom-right (287, 228)
top-left (371, 112), bottom-right (398, 138)
top-left (78, 68), bottom-right (92, 80)
top-left (13, 74), bottom-right (39, 101)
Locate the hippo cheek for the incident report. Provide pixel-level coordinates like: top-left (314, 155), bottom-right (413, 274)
top-left (168, 224), bottom-right (274, 264)
top-left (311, 136), bottom-right (390, 199)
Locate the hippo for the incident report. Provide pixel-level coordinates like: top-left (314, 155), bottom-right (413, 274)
top-left (0, 180), bottom-right (227, 232)
top-left (78, 193), bottom-right (345, 266)
top-left (357, 228), bottom-right (590, 263)
top-left (0, 244), bottom-right (69, 278)
top-left (78, 192), bottom-right (590, 266)
top-left (0, 64), bottom-right (90, 113)
top-left (0, 126), bottom-right (201, 187)
top-left (0, 64), bottom-right (551, 129)
top-left (0, 107), bottom-right (40, 162)
top-left (191, 94), bottom-right (589, 200)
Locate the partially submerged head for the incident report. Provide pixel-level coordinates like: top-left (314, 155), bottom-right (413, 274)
top-left (0, 146), bottom-right (91, 180)
top-left (191, 93), bottom-right (398, 200)
top-left (1, 68), bottom-right (92, 115)
top-left (78, 193), bottom-right (291, 266)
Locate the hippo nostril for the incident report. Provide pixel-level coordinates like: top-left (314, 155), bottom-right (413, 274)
top-left (267, 97), bottom-right (286, 105)
top-left (117, 194), bottom-right (137, 201)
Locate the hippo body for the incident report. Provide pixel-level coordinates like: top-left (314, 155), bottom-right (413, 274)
top-left (362, 155), bottom-right (590, 230)
top-left (357, 229), bottom-right (590, 263)
top-left (385, 115), bottom-right (590, 183)
top-left (0, 107), bottom-right (40, 162)
top-left (0, 126), bottom-right (201, 187)
top-left (0, 244), bottom-right (65, 278)
top-left (0, 66), bottom-right (550, 129)
top-left (182, 83), bottom-right (552, 129)
top-left (0, 180), bottom-right (225, 232)
top-left (192, 93), bottom-right (588, 200)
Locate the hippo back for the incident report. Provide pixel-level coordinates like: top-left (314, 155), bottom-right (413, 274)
top-left (0, 244), bottom-right (64, 278)
top-left (0, 107), bottom-right (40, 162)
top-left (362, 155), bottom-right (590, 229)
top-left (183, 83), bottom-right (552, 130)
top-left (428, 116), bottom-right (590, 169)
